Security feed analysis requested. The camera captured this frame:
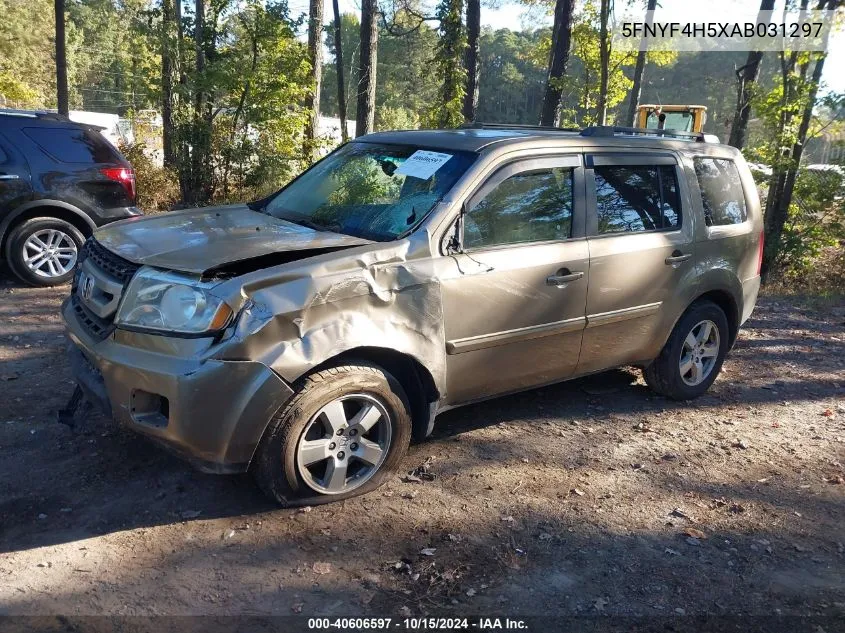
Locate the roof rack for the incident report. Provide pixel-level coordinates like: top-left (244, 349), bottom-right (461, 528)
top-left (0, 108), bottom-right (68, 120)
top-left (459, 122), bottom-right (580, 133)
top-left (580, 125), bottom-right (718, 143)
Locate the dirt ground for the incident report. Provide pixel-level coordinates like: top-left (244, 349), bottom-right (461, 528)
top-left (1, 268), bottom-right (844, 625)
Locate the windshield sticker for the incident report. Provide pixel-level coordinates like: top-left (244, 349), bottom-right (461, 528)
top-left (394, 150), bottom-right (453, 180)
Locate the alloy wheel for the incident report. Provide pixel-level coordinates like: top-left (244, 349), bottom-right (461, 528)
top-left (22, 229), bottom-right (78, 278)
top-left (679, 319), bottom-right (720, 386)
top-left (295, 394), bottom-right (392, 495)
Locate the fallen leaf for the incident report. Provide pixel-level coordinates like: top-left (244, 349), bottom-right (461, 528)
top-left (466, 588), bottom-right (476, 597)
top-left (683, 527), bottom-right (707, 540)
top-left (291, 603), bottom-right (304, 613)
top-left (593, 597), bottom-right (609, 612)
top-left (312, 562), bottom-right (332, 575)
top-left (420, 547), bottom-right (437, 556)
top-left (821, 408), bottom-right (835, 418)
top-left (399, 606), bottom-right (412, 617)
top-left (571, 488), bottom-right (585, 497)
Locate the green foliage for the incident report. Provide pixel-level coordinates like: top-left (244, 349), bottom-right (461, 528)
top-left (119, 142), bottom-right (180, 213)
top-left (376, 106), bottom-right (421, 131)
top-left (559, 0), bottom-right (637, 126)
top-left (766, 168), bottom-right (845, 277)
top-left (426, 0), bottom-right (467, 128)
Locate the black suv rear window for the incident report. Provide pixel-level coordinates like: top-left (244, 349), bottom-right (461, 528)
top-left (693, 158), bottom-right (748, 226)
top-left (22, 126), bottom-right (119, 164)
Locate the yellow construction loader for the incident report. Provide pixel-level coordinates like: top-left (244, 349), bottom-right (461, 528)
top-left (636, 104), bottom-right (707, 134)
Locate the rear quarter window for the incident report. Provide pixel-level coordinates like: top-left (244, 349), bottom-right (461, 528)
top-left (22, 126), bottom-right (119, 164)
top-left (693, 158), bottom-right (748, 226)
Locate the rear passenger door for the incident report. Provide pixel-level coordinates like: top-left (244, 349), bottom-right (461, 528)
top-left (440, 155), bottom-right (589, 404)
top-left (577, 153), bottom-right (697, 374)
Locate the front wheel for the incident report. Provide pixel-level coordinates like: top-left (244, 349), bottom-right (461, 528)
top-left (252, 362), bottom-right (412, 507)
top-left (643, 300), bottom-right (730, 400)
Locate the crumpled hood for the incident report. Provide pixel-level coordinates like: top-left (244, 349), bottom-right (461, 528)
top-left (94, 204), bottom-right (373, 274)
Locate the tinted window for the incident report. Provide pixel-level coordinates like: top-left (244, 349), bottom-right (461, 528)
top-left (0, 145), bottom-right (7, 163)
top-left (594, 165), bottom-right (681, 234)
top-left (22, 126), bottom-right (118, 164)
top-left (464, 167), bottom-right (574, 249)
top-left (694, 158), bottom-right (748, 226)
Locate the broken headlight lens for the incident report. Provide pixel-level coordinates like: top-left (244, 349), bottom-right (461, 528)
top-left (115, 268), bottom-right (233, 335)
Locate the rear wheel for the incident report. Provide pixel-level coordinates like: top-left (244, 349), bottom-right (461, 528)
top-left (252, 362), bottom-right (412, 507)
top-left (5, 217), bottom-right (85, 287)
top-left (644, 300), bottom-right (729, 400)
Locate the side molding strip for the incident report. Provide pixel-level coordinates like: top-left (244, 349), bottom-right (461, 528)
top-left (446, 316), bottom-right (586, 355)
top-left (585, 301), bottom-right (662, 328)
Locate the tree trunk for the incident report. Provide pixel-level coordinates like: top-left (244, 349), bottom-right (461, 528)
top-left (462, 0), bottom-right (480, 122)
top-left (727, 0), bottom-right (775, 149)
top-left (762, 53), bottom-right (826, 276)
top-left (331, 0), bottom-right (349, 142)
top-left (596, 0), bottom-right (610, 125)
top-left (54, 0), bottom-right (68, 115)
top-left (355, 0), bottom-right (378, 137)
top-left (538, 0), bottom-right (575, 126)
top-left (305, 0), bottom-right (324, 159)
top-left (625, 0), bottom-right (656, 127)
top-left (161, 0), bottom-right (175, 167)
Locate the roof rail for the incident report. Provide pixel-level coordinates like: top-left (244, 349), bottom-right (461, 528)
top-left (460, 122), bottom-right (580, 133)
top-left (0, 108), bottom-right (68, 120)
top-left (580, 125), bottom-right (719, 143)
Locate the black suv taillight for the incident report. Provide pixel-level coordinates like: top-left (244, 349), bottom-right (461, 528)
top-left (100, 167), bottom-right (136, 203)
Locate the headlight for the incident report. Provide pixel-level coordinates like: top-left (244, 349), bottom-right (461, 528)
top-left (115, 268), bottom-right (233, 335)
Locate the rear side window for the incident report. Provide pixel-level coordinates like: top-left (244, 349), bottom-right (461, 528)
top-left (22, 126), bottom-right (118, 164)
top-left (693, 158), bottom-right (747, 226)
top-left (594, 165), bottom-right (681, 234)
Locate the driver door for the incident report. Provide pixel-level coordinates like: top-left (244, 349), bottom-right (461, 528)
top-left (439, 155), bottom-right (589, 405)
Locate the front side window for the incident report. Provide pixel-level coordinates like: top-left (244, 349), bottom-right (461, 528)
top-left (693, 158), bottom-right (748, 226)
top-left (463, 167), bottom-right (574, 249)
top-left (261, 142), bottom-right (476, 241)
top-left (594, 165), bottom-right (681, 234)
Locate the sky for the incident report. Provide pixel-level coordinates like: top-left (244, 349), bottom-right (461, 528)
top-left (303, 0), bottom-right (844, 96)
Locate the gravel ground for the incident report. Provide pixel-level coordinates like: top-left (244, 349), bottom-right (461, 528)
top-left (0, 271), bottom-right (843, 624)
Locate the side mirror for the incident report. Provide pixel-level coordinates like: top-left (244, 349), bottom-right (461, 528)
top-left (445, 202), bottom-right (465, 255)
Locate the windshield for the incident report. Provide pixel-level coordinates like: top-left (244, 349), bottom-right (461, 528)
top-left (261, 142), bottom-right (476, 241)
top-left (646, 110), bottom-right (694, 132)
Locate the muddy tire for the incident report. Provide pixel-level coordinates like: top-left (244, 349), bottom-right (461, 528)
top-left (644, 300), bottom-right (729, 400)
top-left (6, 217), bottom-right (85, 287)
top-left (252, 362), bottom-right (412, 507)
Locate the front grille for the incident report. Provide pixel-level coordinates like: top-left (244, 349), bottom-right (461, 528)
top-left (72, 238), bottom-right (140, 341)
top-left (71, 293), bottom-right (114, 340)
top-left (78, 238), bottom-right (140, 285)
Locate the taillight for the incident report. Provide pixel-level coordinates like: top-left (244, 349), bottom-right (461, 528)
top-left (100, 166), bottom-right (136, 203)
top-left (756, 230), bottom-right (765, 276)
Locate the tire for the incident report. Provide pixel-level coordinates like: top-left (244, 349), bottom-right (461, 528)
top-left (252, 362), bottom-right (413, 507)
top-left (5, 217), bottom-right (85, 287)
top-left (643, 300), bottom-right (730, 400)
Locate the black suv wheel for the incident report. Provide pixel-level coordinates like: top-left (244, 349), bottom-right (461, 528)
top-left (5, 217), bottom-right (85, 286)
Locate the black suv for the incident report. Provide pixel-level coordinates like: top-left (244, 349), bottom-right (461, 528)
top-left (0, 109), bottom-right (140, 286)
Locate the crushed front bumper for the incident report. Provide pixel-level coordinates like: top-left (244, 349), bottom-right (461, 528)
top-left (61, 298), bottom-right (294, 473)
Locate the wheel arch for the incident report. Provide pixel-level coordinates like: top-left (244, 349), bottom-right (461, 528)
top-left (314, 346), bottom-right (440, 442)
top-left (0, 200), bottom-right (95, 254)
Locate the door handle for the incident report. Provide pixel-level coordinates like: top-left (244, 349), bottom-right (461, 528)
top-left (0, 174), bottom-right (20, 180)
top-left (665, 251), bottom-right (692, 265)
top-left (546, 270), bottom-right (584, 287)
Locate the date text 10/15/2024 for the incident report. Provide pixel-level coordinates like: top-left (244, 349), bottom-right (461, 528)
top-left (307, 618), bottom-right (529, 630)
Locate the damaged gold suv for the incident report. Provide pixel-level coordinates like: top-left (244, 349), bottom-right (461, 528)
top-left (62, 125), bottom-right (762, 505)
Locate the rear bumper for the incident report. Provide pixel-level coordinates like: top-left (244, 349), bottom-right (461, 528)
top-left (62, 298), bottom-right (294, 473)
top-left (740, 275), bottom-right (761, 325)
